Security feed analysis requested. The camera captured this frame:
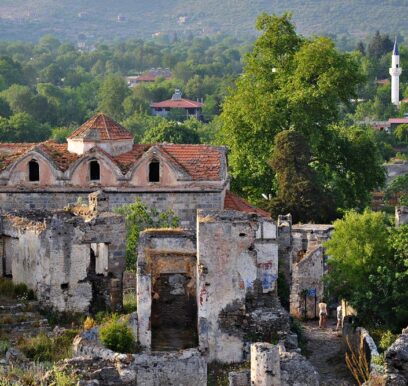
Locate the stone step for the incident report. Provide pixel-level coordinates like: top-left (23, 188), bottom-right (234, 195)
top-left (0, 318), bottom-right (49, 331)
top-left (0, 312), bottom-right (42, 321)
top-left (0, 301), bottom-right (40, 314)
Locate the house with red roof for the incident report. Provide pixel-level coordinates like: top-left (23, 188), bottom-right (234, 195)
top-left (150, 89), bottom-right (204, 120)
top-left (126, 68), bottom-right (172, 88)
top-left (0, 113), bottom-right (266, 228)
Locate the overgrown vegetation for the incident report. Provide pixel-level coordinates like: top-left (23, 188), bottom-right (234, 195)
top-left (99, 314), bottom-right (136, 353)
top-left (0, 364), bottom-right (79, 386)
top-left (123, 289), bottom-right (137, 314)
top-left (115, 199), bottom-right (180, 270)
top-left (324, 211), bottom-right (408, 332)
top-left (17, 329), bottom-right (79, 362)
top-left (0, 278), bottom-right (35, 301)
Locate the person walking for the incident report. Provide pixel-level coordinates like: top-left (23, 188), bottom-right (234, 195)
top-left (336, 304), bottom-right (342, 331)
top-left (318, 299), bottom-right (328, 328)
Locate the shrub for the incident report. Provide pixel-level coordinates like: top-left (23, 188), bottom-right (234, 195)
top-left (84, 316), bottom-right (96, 330)
top-left (99, 317), bottom-right (135, 353)
top-left (0, 339), bottom-right (9, 354)
top-left (379, 330), bottom-right (398, 351)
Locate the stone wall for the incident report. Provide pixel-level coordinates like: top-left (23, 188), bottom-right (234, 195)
top-left (137, 229), bottom-right (197, 350)
top-left (385, 161), bottom-right (408, 183)
top-left (0, 189), bottom-right (224, 229)
top-left (73, 330), bottom-right (207, 386)
top-left (289, 224), bottom-right (333, 319)
top-left (228, 342), bottom-right (319, 386)
top-left (197, 210), bottom-right (286, 363)
top-left (0, 192), bottom-right (126, 312)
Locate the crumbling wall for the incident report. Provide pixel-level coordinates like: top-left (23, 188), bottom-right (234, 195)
top-left (197, 210), bottom-right (286, 363)
top-left (289, 224), bottom-right (333, 319)
top-left (0, 192), bottom-right (126, 312)
top-left (137, 229), bottom-right (197, 350)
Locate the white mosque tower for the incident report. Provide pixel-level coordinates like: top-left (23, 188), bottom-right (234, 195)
top-left (390, 37), bottom-right (402, 106)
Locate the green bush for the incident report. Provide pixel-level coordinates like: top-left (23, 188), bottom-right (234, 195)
top-left (99, 317), bottom-right (135, 353)
top-left (379, 330), bottom-right (398, 351)
top-left (123, 290), bottom-right (137, 314)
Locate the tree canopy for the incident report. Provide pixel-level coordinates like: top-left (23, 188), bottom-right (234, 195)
top-left (219, 13), bottom-right (384, 219)
top-left (324, 210), bottom-right (408, 331)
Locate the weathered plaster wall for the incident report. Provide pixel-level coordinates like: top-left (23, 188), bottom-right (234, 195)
top-left (0, 193), bottom-right (126, 312)
top-left (197, 210), bottom-right (281, 363)
top-left (289, 224), bottom-right (333, 319)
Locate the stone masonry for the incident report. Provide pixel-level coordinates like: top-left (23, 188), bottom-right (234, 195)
top-left (0, 191), bottom-right (126, 312)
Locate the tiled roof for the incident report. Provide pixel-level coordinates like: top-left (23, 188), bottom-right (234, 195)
top-left (68, 113), bottom-right (133, 141)
top-left (0, 142), bottom-right (224, 181)
top-left (38, 142), bottom-right (79, 172)
top-left (388, 118), bottom-right (408, 124)
top-left (224, 191), bottom-right (271, 218)
top-left (0, 143), bottom-right (36, 171)
top-left (151, 98), bottom-right (204, 109)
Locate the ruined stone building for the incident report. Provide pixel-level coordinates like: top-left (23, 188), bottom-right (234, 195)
top-left (278, 215), bottom-right (333, 319)
top-left (0, 191), bottom-right (126, 313)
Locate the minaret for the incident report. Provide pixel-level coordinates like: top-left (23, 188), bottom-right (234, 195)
top-left (390, 37), bottom-right (402, 106)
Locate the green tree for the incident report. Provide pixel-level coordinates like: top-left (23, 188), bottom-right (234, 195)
top-left (324, 210), bottom-right (408, 331)
top-left (98, 74), bottom-right (129, 119)
top-left (0, 113), bottom-right (50, 142)
top-left (384, 175), bottom-right (408, 206)
top-left (115, 199), bottom-right (180, 271)
top-left (267, 130), bottom-right (336, 223)
top-left (142, 120), bottom-right (201, 144)
top-left (394, 123), bottom-right (408, 143)
top-left (219, 13), bottom-right (379, 210)
top-left (50, 126), bottom-right (75, 143)
top-left (367, 31), bottom-right (393, 60)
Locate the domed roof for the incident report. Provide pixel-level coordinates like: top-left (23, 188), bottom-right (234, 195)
top-left (68, 113), bottom-right (133, 141)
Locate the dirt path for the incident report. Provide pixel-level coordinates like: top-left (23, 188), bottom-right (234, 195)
top-left (301, 319), bottom-right (356, 386)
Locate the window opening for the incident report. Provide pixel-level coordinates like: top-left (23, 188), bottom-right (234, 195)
top-left (90, 160), bottom-right (100, 181)
top-left (149, 160), bottom-right (160, 182)
top-left (28, 159), bottom-right (40, 182)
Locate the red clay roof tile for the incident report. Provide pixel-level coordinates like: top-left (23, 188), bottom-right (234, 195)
top-left (68, 113), bottom-right (133, 141)
top-left (224, 191), bottom-right (271, 218)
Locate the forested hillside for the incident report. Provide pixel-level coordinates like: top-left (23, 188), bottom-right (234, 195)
top-left (1, 0), bottom-right (408, 42)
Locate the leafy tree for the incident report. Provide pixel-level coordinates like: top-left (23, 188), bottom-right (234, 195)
top-left (51, 127), bottom-right (74, 143)
top-left (367, 31), bottom-right (393, 60)
top-left (394, 123), bottom-right (408, 143)
top-left (384, 175), bottom-right (408, 206)
top-left (142, 120), bottom-right (201, 144)
top-left (267, 130), bottom-right (336, 223)
top-left (219, 13), bottom-right (381, 212)
top-left (98, 74), bottom-right (129, 119)
top-left (0, 56), bottom-right (24, 90)
top-left (115, 199), bottom-right (180, 271)
top-left (325, 210), bottom-right (408, 331)
top-left (0, 113), bottom-right (50, 142)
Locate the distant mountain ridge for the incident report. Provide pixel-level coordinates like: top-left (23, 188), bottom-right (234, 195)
top-left (0, 0), bottom-right (407, 41)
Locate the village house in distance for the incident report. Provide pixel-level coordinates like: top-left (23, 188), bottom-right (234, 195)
top-left (150, 89), bottom-right (204, 120)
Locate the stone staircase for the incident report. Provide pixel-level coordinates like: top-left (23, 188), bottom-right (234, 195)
top-left (0, 301), bottom-right (51, 344)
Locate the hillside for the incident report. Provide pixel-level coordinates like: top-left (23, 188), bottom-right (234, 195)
top-left (0, 0), bottom-right (408, 42)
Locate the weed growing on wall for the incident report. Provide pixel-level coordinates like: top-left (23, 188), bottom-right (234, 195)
top-left (115, 199), bottom-right (180, 270)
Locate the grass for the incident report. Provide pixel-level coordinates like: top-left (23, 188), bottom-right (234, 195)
top-left (40, 307), bottom-right (85, 328)
top-left (207, 361), bottom-right (250, 386)
top-left (0, 278), bottom-right (35, 301)
top-left (17, 329), bottom-right (79, 363)
top-left (123, 289), bottom-right (137, 314)
top-left (0, 364), bottom-right (79, 386)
